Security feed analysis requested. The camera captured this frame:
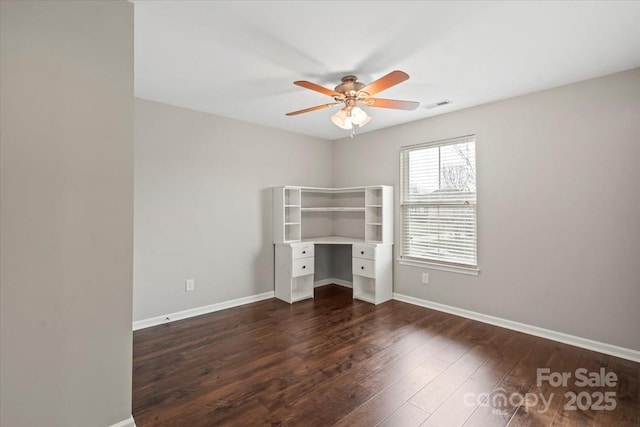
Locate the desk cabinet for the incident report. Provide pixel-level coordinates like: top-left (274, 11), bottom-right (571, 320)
top-left (275, 243), bottom-right (314, 303)
top-left (352, 243), bottom-right (393, 304)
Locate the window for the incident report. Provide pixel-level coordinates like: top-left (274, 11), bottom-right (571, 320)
top-left (400, 135), bottom-right (477, 271)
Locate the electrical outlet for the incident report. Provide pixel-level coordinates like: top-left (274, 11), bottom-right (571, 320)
top-left (185, 279), bottom-right (195, 292)
top-left (421, 273), bottom-right (429, 284)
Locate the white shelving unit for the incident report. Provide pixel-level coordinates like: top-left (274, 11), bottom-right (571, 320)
top-left (273, 187), bottom-right (301, 243)
top-left (272, 185), bottom-right (392, 244)
top-left (273, 185), bottom-right (393, 305)
top-left (364, 186), bottom-right (393, 243)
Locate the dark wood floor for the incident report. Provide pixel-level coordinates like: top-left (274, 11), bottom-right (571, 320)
top-left (132, 285), bottom-right (639, 426)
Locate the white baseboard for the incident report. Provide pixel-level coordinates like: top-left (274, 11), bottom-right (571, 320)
top-left (110, 415), bottom-right (136, 427)
top-left (315, 278), bottom-right (352, 288)
top-left (133, 291), bottom-right (275, 331)
top-left (393, 293), bottom-right (640, 363)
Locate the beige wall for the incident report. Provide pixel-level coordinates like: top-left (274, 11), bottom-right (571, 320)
top-left (333, 68), bottom-right (640, 352)
top-left (133, 99), bottom-right (333, 321)
top-left (0, 1), bottom-right (134, 426)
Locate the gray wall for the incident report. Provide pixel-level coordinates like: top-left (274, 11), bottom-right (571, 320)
top-left (134, 99), bottom-right (333, 321)
top-left (333, 68), bottom-right (640, 351)
top-left (0, 1), bottom-right (134, 426)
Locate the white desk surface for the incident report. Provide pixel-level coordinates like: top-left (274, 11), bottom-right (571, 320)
top-left (300, 236), bottom-right (366, 245)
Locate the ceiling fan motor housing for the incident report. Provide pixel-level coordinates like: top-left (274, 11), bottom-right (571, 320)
top-left (334, 75), bottom-right (366, 96)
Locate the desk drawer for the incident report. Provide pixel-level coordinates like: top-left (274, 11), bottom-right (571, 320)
top-left (292, 257), bottom-right (314, 277)
top-left (292, 243), bottom-right (314, 259)
top-left (353, 243), bottom-right (376, 260)
top-left (353, 258), bottom-right (375, 279)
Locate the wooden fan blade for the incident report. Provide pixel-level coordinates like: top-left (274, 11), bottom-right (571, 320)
top-left (359, 70), bottom-right (409, 96)
top-left (286, 102), bottom-right (340, 116)
top-left (294, 81), bottom-right (341, 98)
top-left (361, 98), bottom-right (419, 110)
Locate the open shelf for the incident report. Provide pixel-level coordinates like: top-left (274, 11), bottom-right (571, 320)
top-left (301, 207), bottom-right (365, 212)
top-left (353, 275), bottom-right (377, 304)
top-left (285, 188), bottom-right (301, 205)
top-left (365, 223), bottom-right (382, 242)
top-left (301, 190), bottom-right (364, 209)
top-left (297, 186), bottom-right (368, 193)
top-left (301, 235), bottom-right (366, 244)
top-left (365, 187), bottom-right (383, 206)
top-left (284, 223), bottom-right (301, 242)
top-left (290, 275), bottom-right (314, 302)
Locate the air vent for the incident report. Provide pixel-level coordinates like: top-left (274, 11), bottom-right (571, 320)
top-left (423, 100), bottom-right (452, 109)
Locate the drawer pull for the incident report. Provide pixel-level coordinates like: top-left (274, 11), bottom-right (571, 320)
top-left (361, 266), bottom-right (364, 270)
top-left (302, 265), bottom-right (306, 269)
top-left (302, 250), bottom-right (306, 254)
top-left (360, 251), bottom-right (364, 255)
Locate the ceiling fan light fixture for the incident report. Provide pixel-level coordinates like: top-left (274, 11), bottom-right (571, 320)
top-left (331, 108), bottom-right (353, 129)
top-left (331, 106), bottom-right (371, 130)
top-left (358, 114), bottom-right (372, 127)
top-left (349, 107), bottom-right (371, 127)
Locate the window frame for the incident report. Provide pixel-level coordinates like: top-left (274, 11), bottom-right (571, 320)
top-left (398, 135), bottom-right (479, 275)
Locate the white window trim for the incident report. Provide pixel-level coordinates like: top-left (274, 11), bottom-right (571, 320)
top-left (399, 135), bottom-right (478, 274)
top-left (397, 257), bottom-right (480, 276)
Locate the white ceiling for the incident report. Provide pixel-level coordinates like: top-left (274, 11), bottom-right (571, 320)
top-left (134, 1), bottom-right (640, 141)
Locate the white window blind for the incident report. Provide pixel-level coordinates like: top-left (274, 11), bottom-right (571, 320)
top-left (400, 135), bottom-right (477, 268)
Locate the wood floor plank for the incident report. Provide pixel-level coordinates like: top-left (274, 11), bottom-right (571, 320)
top-left (330, 315), bottom-right (474, 427)
top-left (409, 344), bottom-right (492, 413)
top-left (315, 316), bottom-right (505, 426)
top-left (505, 343), bottom-right (583, 427)
top-left (335, 354), bottom-right (450, 427)
top-left (445, 335), bottom-right (559, 426)
top-left (592, 356), bottom-right (639, 426)
top-left (332, 314), bottom-right (472, 427)
top-left (131, 285), bottom-right (640, 427)
top-left (378, 402), bottom-right (430, 427)
top-left (548, 348), bottom-right (610, 426)
top-left (420, 331), bottom-right (529, 426)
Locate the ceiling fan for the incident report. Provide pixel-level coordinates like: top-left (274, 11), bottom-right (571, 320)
top-left (286, 70), bottom-right (419, 134)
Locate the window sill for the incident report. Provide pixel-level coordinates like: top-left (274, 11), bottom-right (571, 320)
top-left (397, 258), bottom-right (480, 276)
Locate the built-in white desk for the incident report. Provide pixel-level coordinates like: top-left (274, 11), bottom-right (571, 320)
top-left (273, 185), bottom-right (394, 305)
top-left (274, 236), bottom-right (392, 305)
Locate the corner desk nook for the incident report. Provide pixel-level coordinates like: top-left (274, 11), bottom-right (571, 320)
top-left (273, 185), bottom-right (393, 305)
